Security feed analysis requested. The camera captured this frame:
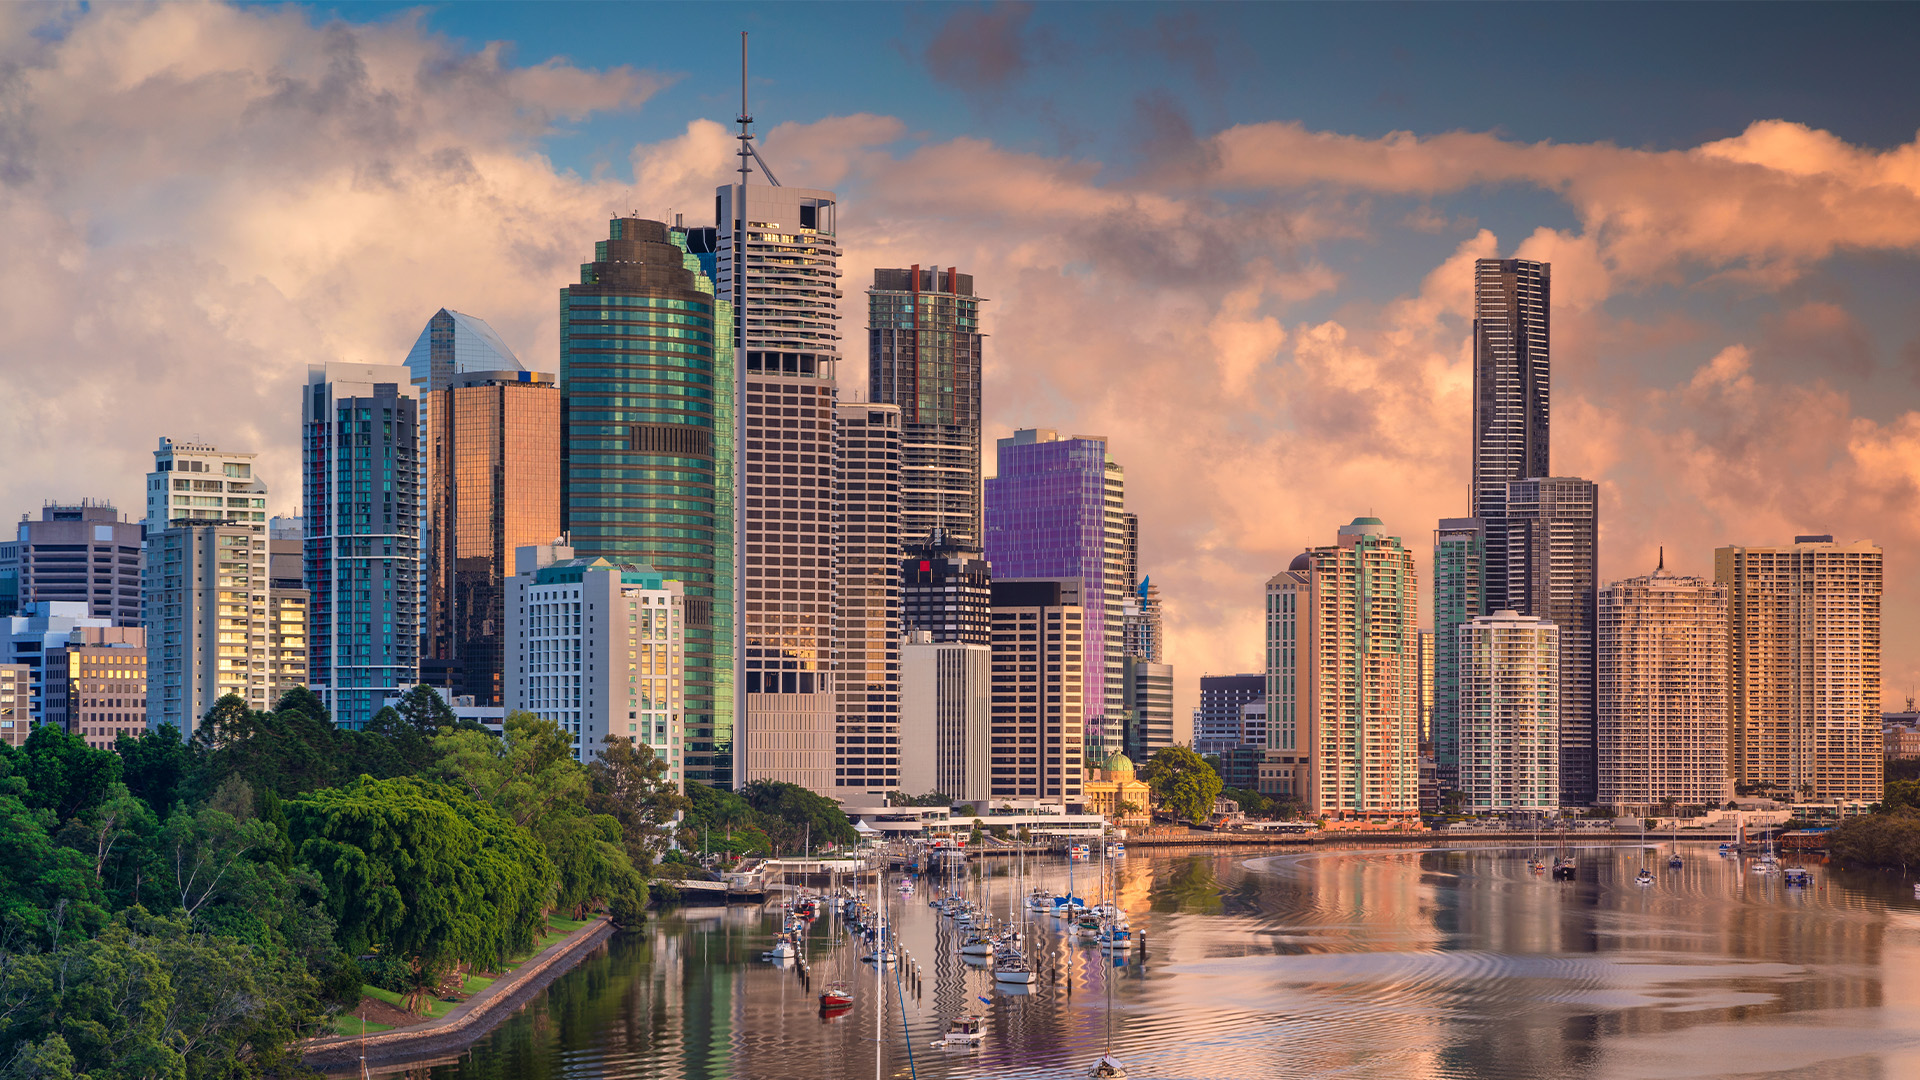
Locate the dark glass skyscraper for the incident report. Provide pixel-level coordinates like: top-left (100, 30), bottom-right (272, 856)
top-left (1472, 258), bottom-right (1550, 612)
top-left (869, 266), bottom-right (985, 548)
top-left (1504, 476), bottom-right (1598, 806)
top-left (560, 217), bottom-right (732, 784)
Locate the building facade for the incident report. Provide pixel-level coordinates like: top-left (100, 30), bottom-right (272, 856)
top-left (1198, 673), bottom-right (1265, 755)
top-left (1716, 536), bottom-right (1883, 804)
top-left (868, 265), bottom-right (985, 548)
top-left (302, 362), bottom-right (422, 729)
top-left (505, 542), bottom-right (686, 772)
top-left (1285, 518), bottom-right (1422, 824)
top-left (47, 627), bottom-right (147, 750)
top-left (899, 631), bottom-right (992, 802)
top-left (1432, 518), bottom-right (1485, 791)
top-left (1263, 562), bottom-right (1313, 802)
top-left (901, 530), bottom-right (991, 645)
top-left (562, 217), bottom-right (734, 785)
top-left (714, 184), bottom-right (843, 792)
top-left (1471, 258), bottom-right (1551, 613)
top-left (3, 602), bottom-right (111, 724)
top-left (402, 308), bottom-right (524, 396)
top-left (1504, 477), bottom-right (1598, 806)
top-left (984, 429), bottom-right (1128, 758)
top-left (987, 579), bottom-right (1086, 809)
top-left (147, 438), bottom-right (269, 530)
top-left (1123, 657), bottom-right (1175, 761)
top-left (1458, 610), bottom-right (1560, 814)
top-left (426, 369), bottom-right (560, 705)
top-left (832, 401), bottom-right (903, 797)
top-left (0, 502), bottom-right (144, 626)
top-left (145, 523), bottom-right (273, 730)
top-left (0, 665), bottom-right (27, 747)
top-left (268, 538), bottom-right (308, 702)
top-left (1596, 564), bottom-right (1730, 813)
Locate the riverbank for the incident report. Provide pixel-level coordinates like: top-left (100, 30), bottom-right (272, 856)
top-left (301, 915), bottom-right (615, 1073)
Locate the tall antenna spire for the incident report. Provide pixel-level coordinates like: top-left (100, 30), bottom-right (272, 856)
top-left (1657, 545), bottom-right (1664, 571)
top-left (735, 31), bottom-right (782, 188)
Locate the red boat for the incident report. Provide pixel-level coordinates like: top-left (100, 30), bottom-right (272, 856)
top-left (819, 981), bottom-right (854, 1009)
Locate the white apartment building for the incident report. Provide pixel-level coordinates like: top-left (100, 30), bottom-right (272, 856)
top-left (1459, 610), bottom-right (1560, 814)
top-left (147, 437), bottom-right (269, 530)
top-left (506, 541), bottom-right (685, 774)
top-left (145, 523), bottom-right (273, 730)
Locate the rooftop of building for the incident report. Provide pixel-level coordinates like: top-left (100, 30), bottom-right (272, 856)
top-left (529, 557), bottom-right (673, 589)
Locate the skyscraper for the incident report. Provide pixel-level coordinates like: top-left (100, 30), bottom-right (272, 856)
top-left (302, 362), bottom-right (421, 730)
top-left (146, 523), bottom-right (271, 729)
top-left (869, 266), bottom-right (985, 548)
top-left (268, 536), bottom-right (308, 703)
top-left (1197, 673), bottom-right (1265, 755)
top-left (1458, 610), bottom-right (1560, 814)
top-left (1504, 476), bottom-right (1598, 806)
top-left (147, 438), bottom-right (270, 530)
top-left (1263, 560), bottom-right (1313, 802)
top-left (425, 369), bottom-right (560, 706)
top-left (1121, 577), bottom-right (1173, 759)
top-left (0, 502), bottom-right (143, 626)
top-left (1275, 518), bottom-right (1422, 824)
top-left (1472, 258), bottom-right (1550, 612)
top-left (1596, 562), bottom-right (1730, 813)
top-left (1432, 517), bottom-right (1485, 791)
top-left (402, 308), bottom-right (524, 395)
top-left (832, 401), bottom-right (902, 797)
top-left (988, 578), bottom-right (1086, 808)
top-left (561, 217), bottom-right (732, 783)
top-left (984, 429), bottom-right (1129, 759)
top-left (716, 178), bottom-right (843, 791)
top-left (1716, 536), bottom-right (1883, 804)
top-left (900, 530), bottom-right (991, 644)
top-left (899, 630), bottom-right (992, 802)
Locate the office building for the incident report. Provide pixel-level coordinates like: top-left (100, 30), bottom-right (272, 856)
top-left (1596, 562), bottom-right (1730, 813)
top-left (303, 362), bottom-right (422, 729)
top-left (0, 665), bottom-right (27, 747)
top-left (268, 538), bottom-right (308, 702)
top-left (1471, 258), bottom-right (1551, 613)
top-left (1504, 477), bottom-right (1598, 805)
top-left (901, 529), bottom-right (991, 645)
top-left (46, 627), bottom-right (146, 750)
top-left (1717, 536), bottom-right (1883, 804)
top-left (145, 522), bottom-right (272, 729)
top-left (561, 217), bottom-right (734, 784)
top-left (1275, 518), bottom-right (1422, 824)
top-left (4, 602), bottom-right (111, 724)
top-left (506, 541), bottom-right (686, 772)
top-left (869, 265), bottom-right (985, 548)
top-left (1432, 517), bottom-right (1486, 790)
top-left (898, 630), bottom-right (992, 802)
top-left (832, 400), bottom-right (903, 796)
top-left (1198, 673), bottom-right (1265, 755)
top-left (146, 438), bottom-right (269, 531)
top-left (985, 429), bottom-right (1129, 758)
top-left (403, 308), bottom-right (524, 395)
top-left (0, 502), bottom-right (143, 626)
top-left (425, 369), bottom-right (560, 705)
top-left (1458, 610), bottom-right (1560, 814)
top-left (1239, 700), bottom-right (1268, 747)
top-left (1418, 629), bottom-right (1435, 751)
top-left (713, 178), bottom-right (842, 791)
top-left (1123, 656), bottom-right (1175, 761)
top-left (988, 578), bottom-right (1086, 808)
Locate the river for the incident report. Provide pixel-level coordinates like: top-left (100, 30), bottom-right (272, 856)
top-left (399, 844), bottom-right (1920, 1080)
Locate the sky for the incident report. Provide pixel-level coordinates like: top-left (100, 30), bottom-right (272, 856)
top-left (4, 2), bottom-right (1920, 718)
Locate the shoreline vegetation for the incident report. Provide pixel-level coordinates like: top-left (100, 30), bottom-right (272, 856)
top-left (0, 685), bottom-right (727, 1080)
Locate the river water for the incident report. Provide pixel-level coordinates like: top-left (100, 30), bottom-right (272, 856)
top-left (404, 845), bottom-right (1920, 1080)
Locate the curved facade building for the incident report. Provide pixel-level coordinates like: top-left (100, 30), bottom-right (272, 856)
top-left (561, 217), bottom-right (733, 783)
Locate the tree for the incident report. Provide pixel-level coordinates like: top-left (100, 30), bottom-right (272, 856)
top-left (15, 726), bottom-right (122, 823)
top-left (1139, 746), bottom-right (1224, 825)
top-left (287, 775), bottom-right (555, 977)
top-left (394, 683), bottom-right (462, 733)
top-left (588, 739), bottom-right (689, 873)
top-left (740, 779), bottom-right (857, 851)
top-left (113, 724), bottom-right (195, 818)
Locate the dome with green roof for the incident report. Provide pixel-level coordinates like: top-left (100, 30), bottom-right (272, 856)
top-left (1104, 752), bottom-right (1136, 778)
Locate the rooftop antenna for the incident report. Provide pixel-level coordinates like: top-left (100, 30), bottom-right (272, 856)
top-left (1658, 545), bottom-right (1664, 571)
top-left (736, 31), bottom-right (782, 188)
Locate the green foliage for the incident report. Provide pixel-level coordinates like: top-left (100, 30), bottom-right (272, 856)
top-left (683, 782), bottom-right (772, 855)
top-left (740, 779), bottom-right (858, 851)
top-left (886, 790), bottom-right (954, 807)
top-left (1829, 811), bottom-right (1920, 873)
top-left (113, 724), bottom-right (195, 818)
top-left (1881, 778), bottom-right (1920, 813)
top-left (1140, 746), bottom-right (1224, 824)
top-left (588, 738), bottom-right (688, 875)
top-left (1220, 786), bottom-right (1273, 817)
top-left (287, 774), bottom-right (555, 974)
top-left (16, 725), bottom-right (123, 822)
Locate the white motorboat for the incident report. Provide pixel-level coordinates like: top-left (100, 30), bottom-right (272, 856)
top-left (934, 1014), bottom-right (986, 1049)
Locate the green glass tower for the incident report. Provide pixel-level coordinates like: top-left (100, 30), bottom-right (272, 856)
top-left (560, 217), bottom-right (733, 784)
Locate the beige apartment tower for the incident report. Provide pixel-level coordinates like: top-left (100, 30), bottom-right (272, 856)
top-left (1596, 563), bottom-right (1730, 813)
top-left (987, 579), bottom-right (1086, 808)
top-left (1715, 536), bottom-right (1883, 804)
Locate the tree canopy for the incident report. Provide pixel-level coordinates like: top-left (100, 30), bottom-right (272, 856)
top-left (1140, 745), bottom-right (1224, 824)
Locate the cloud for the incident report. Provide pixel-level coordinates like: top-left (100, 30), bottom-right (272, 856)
top-left (4, 1), bottom-right (1919, 721)
top-left (922, 2), bottom-right (1039, 98)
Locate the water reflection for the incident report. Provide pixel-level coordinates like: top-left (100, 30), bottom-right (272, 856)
top-left (404, 846), bottom-right (1920, 1080)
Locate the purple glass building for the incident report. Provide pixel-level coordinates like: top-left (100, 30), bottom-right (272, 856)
top-left (984, 429), bottom-right (1125, 753)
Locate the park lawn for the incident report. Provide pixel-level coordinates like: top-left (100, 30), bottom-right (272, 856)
top-left (328, 1014), bottom-right (395, 1036)
top-left (347, 916), bottom-right (601, 1025)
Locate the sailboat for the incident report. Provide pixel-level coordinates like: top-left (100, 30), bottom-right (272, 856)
top-left (1551, 820), bottom-right (1577, 880)
top-left (1527, 817), bottom-right (1546, 873)
top-left (1635, 819), bottom-right (1654, 885)
top-left (1087, 843), bottom-right (1129, 1078)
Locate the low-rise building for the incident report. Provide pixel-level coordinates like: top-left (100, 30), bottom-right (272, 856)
top-left (1081, 752), bottom-right (1152, 826)
top-left (0, 665), bottom-right (29, 747)
top-left (46, 627), bottom-right (147, 749)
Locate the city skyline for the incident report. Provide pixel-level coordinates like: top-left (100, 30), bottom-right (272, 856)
top-left (3, 5), bottom-right (1920, 719)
